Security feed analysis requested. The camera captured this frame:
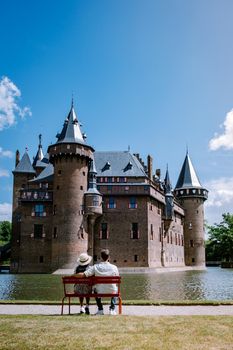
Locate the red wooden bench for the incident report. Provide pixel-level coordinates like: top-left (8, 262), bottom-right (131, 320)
top-left (61, 275), bottom-right (122, 315)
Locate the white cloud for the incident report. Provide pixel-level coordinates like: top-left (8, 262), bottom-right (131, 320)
top-left (209, 109), bottom-right (233, 150)
top-left (0, 203), bottom-right (12, 221)
top-left (0, 146), bottom-right (13, 158)
top-left (0, 76), bottom-right (31, 130)
top-left (0, 169), bottom-right (9, 177)
top-left (204, 177), bottom-right (233, 224)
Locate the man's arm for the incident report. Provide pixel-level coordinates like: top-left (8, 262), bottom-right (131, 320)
top-left (73, 272), bottom-right (85, 277)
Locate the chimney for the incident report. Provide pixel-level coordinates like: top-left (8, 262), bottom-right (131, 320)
top-left (15, 150), bottom-right (20, 167)
top-left (147, 155), bottom-right (153, 181)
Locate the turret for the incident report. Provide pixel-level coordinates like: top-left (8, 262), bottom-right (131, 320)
top-left (174, 152), bottom-right (208, 267)
top-left (164, 167), bottom-right (174, 221)
top-left (33, 134), bottom-right (46, 175)
top-left (84, 158), bottom-right (102, 257)
top-left (48, 102), bottom-right (95, 271)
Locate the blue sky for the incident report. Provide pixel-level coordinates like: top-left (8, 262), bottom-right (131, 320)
top-left (1, 0), bottom-right (233, 224)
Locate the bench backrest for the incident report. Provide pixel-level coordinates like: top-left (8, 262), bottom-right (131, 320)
top-left (62, 275), bottom-right (121, 285)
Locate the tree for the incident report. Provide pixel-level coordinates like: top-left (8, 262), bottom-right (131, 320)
top-left (0, 221), bottom-right (12, 242)
top-left (206, 213), bottom-right (233, 262)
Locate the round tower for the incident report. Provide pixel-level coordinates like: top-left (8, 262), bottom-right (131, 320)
top-left (174, 152), bottom-right (208, 267)
top-left (48, 104), bottom-right (94, 271)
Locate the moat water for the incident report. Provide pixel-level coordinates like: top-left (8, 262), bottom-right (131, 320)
top-left (0, 267), bottom-right (233, 301)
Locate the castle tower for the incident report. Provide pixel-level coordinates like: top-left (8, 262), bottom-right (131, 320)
top-left (48, 103), bottom-right (95, 271)
top-left (10, 150), bottom-right (36, 272)
top-left (174, 152), bottom-right (208, 267)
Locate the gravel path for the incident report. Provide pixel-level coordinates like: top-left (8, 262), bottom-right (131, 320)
top-left (1, 304), bottom-right (233, 316)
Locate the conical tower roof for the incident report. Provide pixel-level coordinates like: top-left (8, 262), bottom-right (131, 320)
top-left (164, 167), bottom-right (172, 195)
top-left (56, 104), bottom-right (85, 145)
top-left (33, 134), bottom-right (44, 167)
top-left (86, 158), bottom-right (100, 194)
top-left (13, 150), bottom-right (35, 174)
top-left (175, 153), bottom-right (202, 189)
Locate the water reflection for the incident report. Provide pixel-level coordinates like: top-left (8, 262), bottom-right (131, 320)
top-left (0, 267), bottom-right (233, 301)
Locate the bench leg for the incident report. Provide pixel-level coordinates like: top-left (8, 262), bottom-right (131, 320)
top-left (61, 297), bottom-right (66, 315)
top-left (118, 297), bottom-right (122, 315)
top-left (68, 297), bottom-right (71, 315)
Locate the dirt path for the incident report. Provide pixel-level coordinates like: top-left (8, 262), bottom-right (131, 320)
top-left (1, 304), bottom-right (233, 316)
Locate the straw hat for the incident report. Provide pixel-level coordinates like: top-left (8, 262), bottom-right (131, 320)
top-left (77, 253), bottom-right (92, 266)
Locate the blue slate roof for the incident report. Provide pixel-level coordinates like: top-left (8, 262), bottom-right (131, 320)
top-left (34, 153), bottom-right (50, 168)
top-left (56, 106), bottom-right (87, 145)
top-left (94, 151), bottom-right (147, 177)
top-left (175, 153), bottom-right (202, 189)
top-left (164, 168), bottom-right (172, 195)
top-left (30, 163), bottom-right (54, 183)
top-left (13, 151), bottom-right (35, 174)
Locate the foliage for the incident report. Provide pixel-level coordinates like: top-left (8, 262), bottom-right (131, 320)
top-left (0, 221), bottom-right (12, 243)
top-left (206, 213), bottom-right (233, 262)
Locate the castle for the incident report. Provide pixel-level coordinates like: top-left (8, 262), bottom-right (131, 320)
top-left (10, 103), bottom-right (208, 273)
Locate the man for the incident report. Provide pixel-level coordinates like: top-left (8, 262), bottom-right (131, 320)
top-left (78, 249), bottom-right (119, 315)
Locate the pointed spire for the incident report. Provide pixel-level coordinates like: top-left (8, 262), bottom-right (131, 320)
top-left (33, 134), bottom-right (44, 167)
top-left (13, 150), bottom-right (35, 174)
top-left (86, 158), bottom-right (100, 194)
top-left (56, 104), bottom-right (85, 144)
top-left (164, 166), bottom-right (172, 195)
top-left (175, 153), bottom-right (202, 189)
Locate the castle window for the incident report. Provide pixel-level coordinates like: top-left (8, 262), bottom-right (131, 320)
top-left (94, 255), bottom-right (97, 262)
top-left (58, 170), bottom-right (61, 175)
top-left (53, 227), bottom-right (58, 239)
top-left (80, 186), bottom-right (83, 190)
top-left (57, 185), bottom-right (60, 190)
top-left (170, 232), bottom-right (173, 244)
top-left (134, 255), bottom-right (138, 262)
top-left (34, 224), bottom-right (43, 239)
top-left (39, 256), bottom-right (44, 263)
top-left (150, 224), bottom-right (153, 240)
top-left (34, 204), bottom-right (44, 217)
top-left (129, 197), bottom-right (137, 209)
top-left (108, 197), bottom-right (116, 209)
top-left (83, 171), bottom-right (85, 176)
top-left (93, 196), bottom-right (99, 207)
top-left (100, 223), bottom-right (108, 239)
top-left (181, 236), bottom-right (184, 246)
top-left (159, 227), bottom-right (162, 242)
top-left (192, 258), bottom-right (195, 263)
top-left (167, 233), bottom-right (169, 243)
top-left (175, 233), bottom-right (178, 245)
top-left (189, 222), bottom-right (192, 230)
top-left (53, 205), bottom-right (57, 215)
top-left (131, 223), bottom-right (139, 239)
top-left (190, 240), bottom-right (194, 247)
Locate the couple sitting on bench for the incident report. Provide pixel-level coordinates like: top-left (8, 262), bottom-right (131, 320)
top-left (74, 249), bottom-right (119, 315)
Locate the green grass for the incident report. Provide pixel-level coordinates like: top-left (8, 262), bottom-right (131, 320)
top-left (0, 315), bottom-right (233, 350)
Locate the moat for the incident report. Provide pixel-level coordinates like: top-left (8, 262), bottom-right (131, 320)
top-left (0, 267), bottom-right (233, 301)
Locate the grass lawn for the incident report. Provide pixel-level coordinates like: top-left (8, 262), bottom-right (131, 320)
top-left (0, 315), bottom-right (233, 350)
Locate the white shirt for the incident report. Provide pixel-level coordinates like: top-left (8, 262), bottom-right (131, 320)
top-left (84, 261), bottom-right (119, 293)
